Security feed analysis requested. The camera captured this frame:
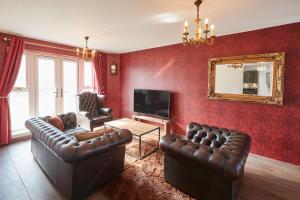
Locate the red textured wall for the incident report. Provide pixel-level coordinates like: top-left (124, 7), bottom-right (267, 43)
top-left (120, 23), bottom-right (300, 165)
top-left (106, 54), bottom-right (121, 118)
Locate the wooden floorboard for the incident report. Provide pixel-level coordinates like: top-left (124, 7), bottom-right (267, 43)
top-left (5, 141), bottom-right (63, 200)
top-left (239, 154), bottom-right (300, 200)
top-left (0, 140), bottom-right (299, 200)
top-left (0, 146), bottom-right (31, 200)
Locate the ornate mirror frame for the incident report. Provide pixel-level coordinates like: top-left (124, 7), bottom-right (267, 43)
top-left (208, 52), bottom-right (285, 105)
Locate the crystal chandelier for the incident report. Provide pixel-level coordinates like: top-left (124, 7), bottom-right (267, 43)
top-left (76, 36), bottom-right (96, 61)
top-left (182, 0), bottom-right (216, 46)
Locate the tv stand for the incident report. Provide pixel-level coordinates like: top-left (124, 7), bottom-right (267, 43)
top-left (132, 114), bottom-right (171, 135)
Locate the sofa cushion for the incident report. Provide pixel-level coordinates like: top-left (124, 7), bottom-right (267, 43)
top-left (58, 112), bottom-right (77, 130)
top-left (64, 127), bottom-right (87, 138)
top-left (48, 116), bottom-right (64, 130)
top-left (74, 131), bottom-right (105, 142)
top-left (92, 115), bottom-right (111, 121)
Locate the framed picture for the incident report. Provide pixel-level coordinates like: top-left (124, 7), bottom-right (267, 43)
top-left (110, 63), bottom-right (118, 75)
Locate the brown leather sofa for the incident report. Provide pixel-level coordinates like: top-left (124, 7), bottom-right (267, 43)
top-left (160, 122), bottom-right (251, 200)
top-left (25, 112), bottom-right (132, 200)
top-left (77, 92), bottom-right (112, 131)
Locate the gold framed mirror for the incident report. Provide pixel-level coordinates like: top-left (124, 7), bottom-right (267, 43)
top-left (208, 52), bottom-right (285, 105)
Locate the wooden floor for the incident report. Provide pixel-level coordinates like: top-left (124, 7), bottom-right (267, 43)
top-left (0, 140), bottom-right (299, 200)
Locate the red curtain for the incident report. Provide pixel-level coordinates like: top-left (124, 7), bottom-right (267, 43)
top-left (93, 53), bottom-right (105, 94)
top-left (0, 37), bottom-right (25, 145)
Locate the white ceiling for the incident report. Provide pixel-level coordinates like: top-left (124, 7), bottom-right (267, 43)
top-left (0, 0), bottom-right (299, 53)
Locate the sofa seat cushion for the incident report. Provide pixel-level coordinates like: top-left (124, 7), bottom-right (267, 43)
top-left (92, 115), bottom-right (111, 121)
top-left (74, 131), bottom-right (105, 142)
top-left (92, 115), bottom-right (112, 126)
top-left (63, 127), bottom-right (87, 138)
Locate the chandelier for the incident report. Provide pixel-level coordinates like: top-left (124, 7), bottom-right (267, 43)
top-left (182, 0), bottom-right (216, 46)
top-left (76, 36), bottom-right (96, 61)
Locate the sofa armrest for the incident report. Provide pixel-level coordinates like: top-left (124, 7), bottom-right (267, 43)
top-left (98, 107), bottom-right (112, 116)
top-left (160, 134), bottom-right (250, 179)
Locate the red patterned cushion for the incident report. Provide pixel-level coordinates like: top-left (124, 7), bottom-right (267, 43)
top-left (48, 116), bottom-right (64, 130)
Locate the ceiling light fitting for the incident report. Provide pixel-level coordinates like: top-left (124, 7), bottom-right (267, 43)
top-left (76, 36), bottom-right (96, 61)
top-left (182, 0), bottom-right (216, 46)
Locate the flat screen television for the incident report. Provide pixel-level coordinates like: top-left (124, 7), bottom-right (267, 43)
top-left (134, 89), bottom-right (170, 119)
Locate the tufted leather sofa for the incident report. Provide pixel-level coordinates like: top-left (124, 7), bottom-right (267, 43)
top-left (77, 92), bottom-right (112, 131)
top-left (160, 122), bottom-right (251, 200)
top-left (25, 112), bottom-right (132, 200)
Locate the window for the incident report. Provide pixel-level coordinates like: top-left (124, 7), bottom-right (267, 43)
top-left (9, 52), bottom-right (94, 136)
top-left (14, 55), bottom-right (27, 88)
top-left (63, 60), bottom-right (78, 113)
top-left (9, 55), bottom-right (30, 133)
top-left (83, 61), bottom-right (94, 90)
top-left (37, 57), bottom-right (56, 116)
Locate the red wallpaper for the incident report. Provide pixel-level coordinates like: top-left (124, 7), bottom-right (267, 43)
top-left (106, 54), bottom-right (121, 118)
top-left (120, 23), bottom-right (300, 165)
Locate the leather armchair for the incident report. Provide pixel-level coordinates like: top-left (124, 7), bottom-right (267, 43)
top-left (160, 122), bottom-right (251, 200)
top-left (77, 91), bottom-right (112, 131)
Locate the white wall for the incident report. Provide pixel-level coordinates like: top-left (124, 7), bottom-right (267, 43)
top-left (215, 63), bottom-right (273, 96)
top-left (244, 63), bottom-right (272, 96)
top-left (215, 64), bottom-right (243, 94)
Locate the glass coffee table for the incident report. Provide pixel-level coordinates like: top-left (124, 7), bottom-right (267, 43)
top-left (104, 118), bottom-right (160, 159)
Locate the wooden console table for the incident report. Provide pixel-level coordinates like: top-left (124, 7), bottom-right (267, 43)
top-left (132, 114), bottom-right (171, 135)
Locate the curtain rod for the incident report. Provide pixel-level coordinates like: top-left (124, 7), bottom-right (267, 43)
top-left (3, 37), bottom-right (77, 53)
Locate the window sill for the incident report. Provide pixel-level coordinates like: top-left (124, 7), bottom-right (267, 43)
top-left (11, 130), bottom-right (31, 143)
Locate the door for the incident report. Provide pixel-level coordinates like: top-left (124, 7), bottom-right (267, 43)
top-left (36, 56), bottom-right (79, 116)
top-left (36, 57), bottom-right (58, 116)
top-left (10, 52), bottom-right (82, 135)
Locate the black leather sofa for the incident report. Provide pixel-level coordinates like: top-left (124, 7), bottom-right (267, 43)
top-left (25, 112), bottom-right (132, 200)
top-left (160, 122), bottom-right (251, 200)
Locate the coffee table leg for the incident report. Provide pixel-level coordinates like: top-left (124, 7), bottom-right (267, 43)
top-left (139, 136), bottom-right (142, 159)
top-left (158, 127), bottom-right (160, 148)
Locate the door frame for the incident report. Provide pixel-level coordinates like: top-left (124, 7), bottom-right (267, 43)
top-left (26, 51), bottom-right (80, 117)
top-left (10, 50), bottom-right (84, 138)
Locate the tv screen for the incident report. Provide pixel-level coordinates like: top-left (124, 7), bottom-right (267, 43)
top-left (134, 89), bottom-right (170, 119)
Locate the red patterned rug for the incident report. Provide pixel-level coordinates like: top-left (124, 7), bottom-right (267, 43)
top-left (86, 138), bottom-right (192, 200)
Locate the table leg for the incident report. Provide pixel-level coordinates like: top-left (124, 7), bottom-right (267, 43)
top-left (139, 136), bottom-right (142, 159)
top-left (158, 127), bottom-right (160, 148)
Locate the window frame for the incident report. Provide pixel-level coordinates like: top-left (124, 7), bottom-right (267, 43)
top-left (9, 50), bottom-right (96, 137)
top-left (79, 59), bottom-right (97, 92)
top-left (10, 54), bottom-right (30, 134)
top-left (12, 54), bottom-right (28, 92)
